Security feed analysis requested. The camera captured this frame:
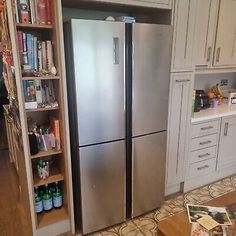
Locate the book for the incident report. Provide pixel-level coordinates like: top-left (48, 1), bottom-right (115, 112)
top-left (45, 0), bottom-right (51, 25)
top-left (19, 0), bottom-right (30, 24)
top-left (29, 0), bottom-right (35, 24)
top-left (50, 118), bottom-right (60, 150)
top-left (17, 31), bottom-right (23, 63)
top-left (37, 0), bottom-right (46, 24)
top-left (34, 79), bottom-right (42, 104)
top-left (46, 40), bottom-right (53, 71)
top-left (41, 41), bottom-right (47, 69)
top-left (14, 0), bottom-right (20, 23)
top-left (37, 41), bottom-right (42, 71)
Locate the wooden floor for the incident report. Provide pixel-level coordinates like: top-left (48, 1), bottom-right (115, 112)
top-left (0, 150), bottom-right (32, 236)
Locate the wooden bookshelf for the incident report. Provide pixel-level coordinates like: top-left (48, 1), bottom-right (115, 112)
top-left (33, 167), bottom-right (64, 187)
top-left (31, 150), bottom-right (62, 159)
top-left (22, 76), bottom-right (60, 80)
top-left (16, 23), bottom-right (53, 30)
top-left (37, 207), bottom-right (68, 228)
top-left (5, 0), bottom-right (75, 235)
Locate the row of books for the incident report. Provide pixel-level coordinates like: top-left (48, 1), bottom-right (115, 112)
top-left (23, 79), bottom-right (58, 109)
top-left (14, 0), bottom-right (52, 25)
top-left (17, 31), bottom-right (54, 73)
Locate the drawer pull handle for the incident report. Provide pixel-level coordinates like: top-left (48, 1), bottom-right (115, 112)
top-left (175, 79), bottom-right (190, 83)
top-left (198, 153), bottom-right (210, 158)
top-left (197, 165), bottom-right (209, 171)
top-left (199, 140), bottom-right (212, 145)
top-left (201, 126), bottom-right (213, 130)
top-left (224, 122), bottom-right (229, 136)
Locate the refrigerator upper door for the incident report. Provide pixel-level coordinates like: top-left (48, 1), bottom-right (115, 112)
top-left (70, 19), bottom-right (125, 146)
top-left (132, 132), bottom-right (166, 217)
top-left (79, 141), bottom-right (126, 234)
top-left (132, 23), bottom-right (172, 137)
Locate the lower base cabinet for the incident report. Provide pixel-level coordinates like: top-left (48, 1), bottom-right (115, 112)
top-left (218, 115), bottom-right (236, 170)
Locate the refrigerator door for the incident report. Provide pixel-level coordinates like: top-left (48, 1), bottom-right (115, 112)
top-left (132, 23), bottom-right (172, 137)
top-left (132, 132), bottom-right (166, 217)
top-left (70, 19), bottom-right (125, 146)
top-left (79, 141), bottom-right (126, 234)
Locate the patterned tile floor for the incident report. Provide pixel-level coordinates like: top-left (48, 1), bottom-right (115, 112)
top-left (91, 174), bottom-right (236, 236)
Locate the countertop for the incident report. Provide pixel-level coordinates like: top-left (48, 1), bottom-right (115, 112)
top-left (191, 102), bottom-right (236, 123)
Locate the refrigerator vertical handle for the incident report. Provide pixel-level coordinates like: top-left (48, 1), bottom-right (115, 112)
top-left (113, 37), bottom-right (119, 64)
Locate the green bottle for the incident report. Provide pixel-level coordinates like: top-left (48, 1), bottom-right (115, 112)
top-left (43, 184), bottom-right (53, 211)
top-left (53, 182), bottom-right (63, 208)
top-left (34, 186), bottom-right (43, 213)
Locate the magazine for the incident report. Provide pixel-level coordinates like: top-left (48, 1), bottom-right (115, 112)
top-left (187, 204), bottom-right (232, 226)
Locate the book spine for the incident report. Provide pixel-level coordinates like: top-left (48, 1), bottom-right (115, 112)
top-left (19, 0), bottom-right (30, 24)
top-left (46, 40), bottom-right (53, 71)
top-left (26, 33), bottom-right (33, 69)
top-left (29, 0), bottom-right (35, 24)
top-left (27, 80), bottom-right (36, 102)
top-left (33, 36), bottom-right (37, 70)
top-left (42, 41), bottom-right (47, 70)
top-left (37, 41), bottom-right (42, 71)
top-left (34, 0), bottom-right (38, 24)
top-left (54, 119), bottom-right (60, 150)
top-left (17, 31), bottom-right (23, 63)
top-left (14, 0), bottom-right (20, 23)
top-left (22, 80), bottom-right (28, 98)
top-left (22, 32), bottom-right (28, 65)
top-left (37, 0), bottom-right (46, 24)
top-left (45, 0), bottom-right (51, 25)
top-left (34, 79), bottom-right (43, 104)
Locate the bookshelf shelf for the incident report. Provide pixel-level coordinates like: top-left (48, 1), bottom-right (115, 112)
top-left (33, 167), bottom-right (64, 187)
top-left (37, 207), bottom-right (68, 228)
top-left (22, 76), bottom-right (60, 80)
top-left (16, 23), bottom-right (53, 30)
top-left (25, 107), bottom-right (59, 112)
top-left (31, 150), bottom-right (62, 159)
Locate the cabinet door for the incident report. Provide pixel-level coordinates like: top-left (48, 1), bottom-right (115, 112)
top-left (171, 0), bottom-right (197, 72)
top-left (194, 0), bottom-right (219, 69)
top-left (166, 73), bottom-right (193, 186)
top-left (213, 0), bottom-right (236, 67)
top-left (218, 115), bottom-right (236, 169)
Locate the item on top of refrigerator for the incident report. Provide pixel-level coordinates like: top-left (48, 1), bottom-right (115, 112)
top-left (116, 16), bottom-right (136, 23)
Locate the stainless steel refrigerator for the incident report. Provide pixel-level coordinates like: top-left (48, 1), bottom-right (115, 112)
top-left (64, 19), bottom-right (172, 234)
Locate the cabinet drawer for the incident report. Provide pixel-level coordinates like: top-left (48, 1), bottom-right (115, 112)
top-left (192, 120), bottom-right (220, 138)
top-left (188, 158), bottom-right (216, 178)
top-left (190, 146), bottom-right (217, 164)
top-left (191, 133), bottom-right (218, 151)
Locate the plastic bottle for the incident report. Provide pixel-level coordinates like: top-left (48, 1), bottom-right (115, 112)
top-left (34, 186), bottom-right (43, 213)
top-left (43, 184), bottom-right (53, 211)
top-left (53, 182), bottom-right (63, 208)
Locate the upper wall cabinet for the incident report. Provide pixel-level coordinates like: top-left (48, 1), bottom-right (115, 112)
top-left (171, 0), bottom-right (197, 72)
top-left (86, 0), bottom-right (172, 9)
top-left (194, 0), bottom-right (219, 69)
top-left (213, 0), bottom-right (236, 67)
top-left (194, 0), bottom-right (236, 69)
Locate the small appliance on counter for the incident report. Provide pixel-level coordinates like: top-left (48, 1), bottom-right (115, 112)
top-left (194, 90), bottom-right (210, 112)
top-left (222, 89), bottom-right (236, 105)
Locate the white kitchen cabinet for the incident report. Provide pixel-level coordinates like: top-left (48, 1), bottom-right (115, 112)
top-left (166, 73), bottom-right (193, 193)
top-left (87, 0), bottom-right (172, 9)
top-left (218, 115), bottom-right (236, 169)
top-left (193, 0), bottom-right (219, 69)
top-left (171, 0), bottom-right (197, 72)
top-left (213, 0), bottom-right (236, 67)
